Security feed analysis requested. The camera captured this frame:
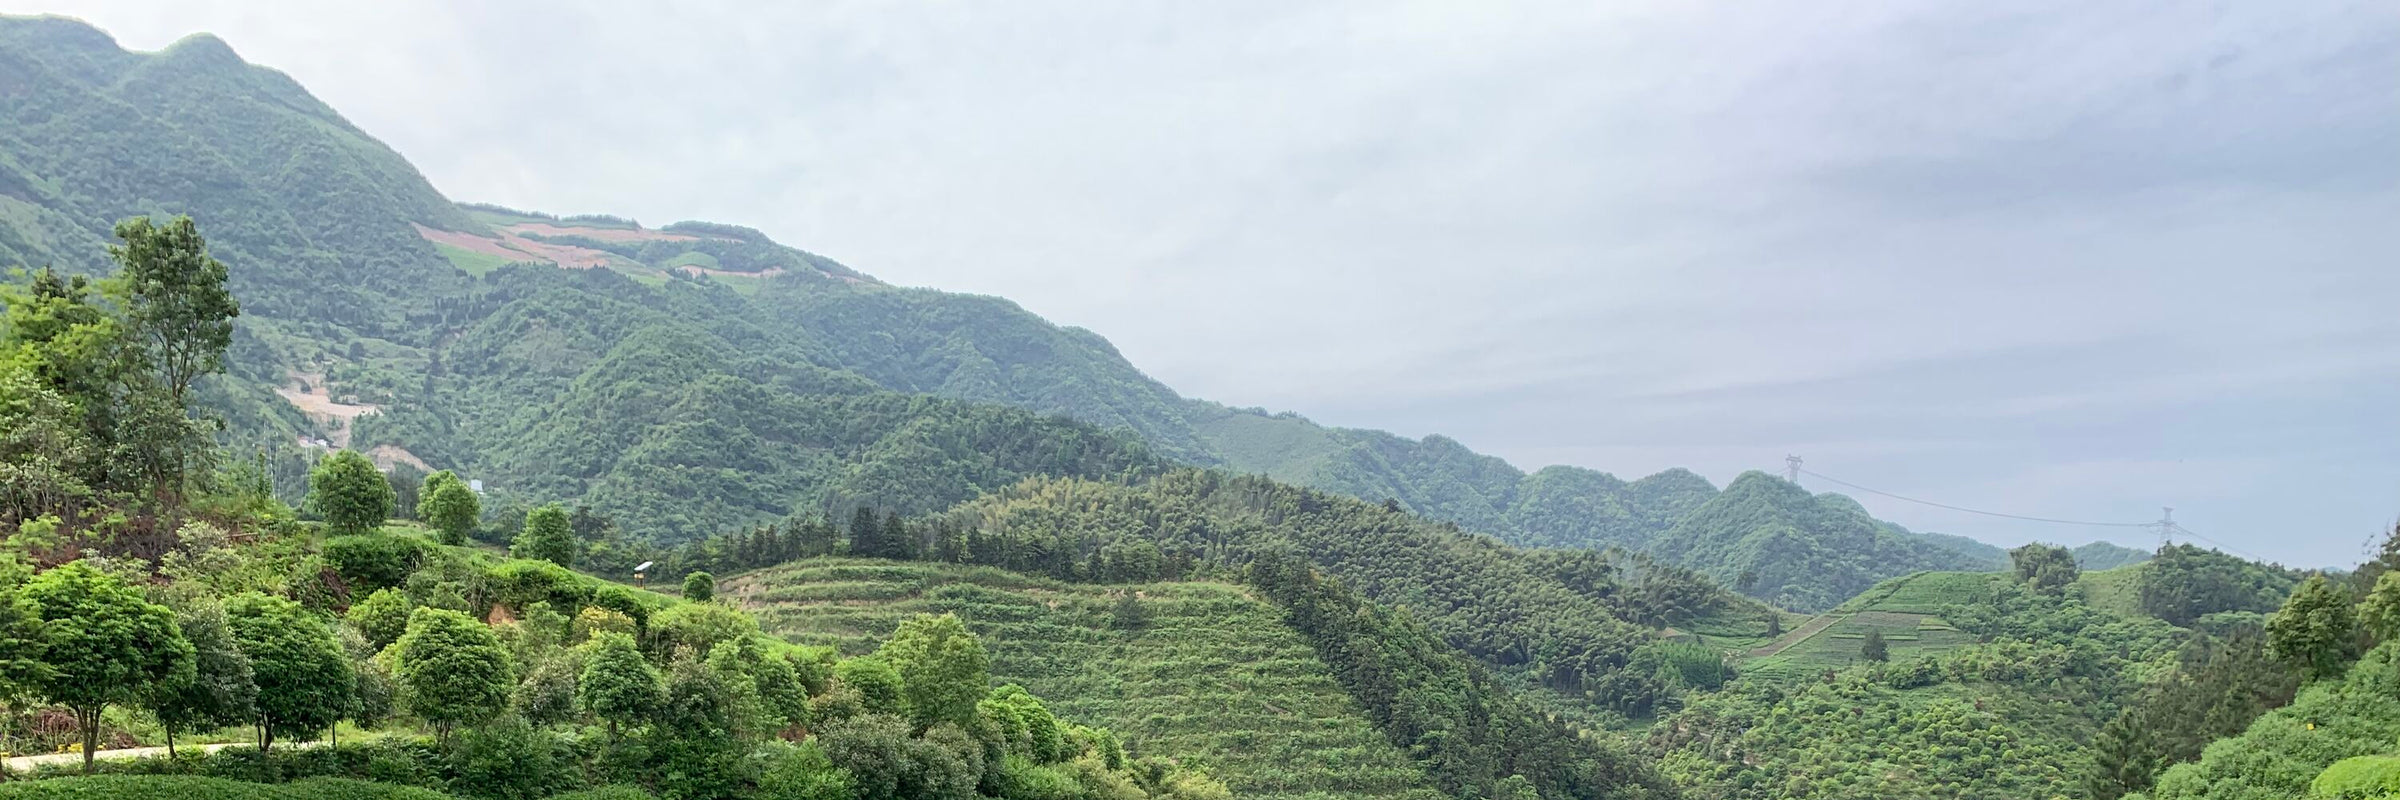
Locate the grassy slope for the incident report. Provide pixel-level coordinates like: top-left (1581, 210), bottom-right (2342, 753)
top-left (722, 558), bottom-right (1437, 800)
top-left (1738, 567), bottom-right (2146, 681)
top-left (1740, 572), bottom-right (1993, 680)
top-left (430, 242), bottom-right (515, 277)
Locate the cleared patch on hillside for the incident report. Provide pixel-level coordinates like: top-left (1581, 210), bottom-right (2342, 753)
top-left (1675, 604), bottom-right (1788, 655)
top-left (499, 221), bottom-right (707, 243)
top-left (415, 223), bottom-right (611, 269)
top-left (431, 241), bottom-right (515, 276)
top-left (367, 444), bottom-right (432, 472)
top-left (725, 559), bottom-right (1435, 800)
top-left (274, 370), bottom-right (376, 447)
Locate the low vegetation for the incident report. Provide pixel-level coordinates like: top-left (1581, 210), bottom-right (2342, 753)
top-left (726, 559), bottom-right (1440, 800)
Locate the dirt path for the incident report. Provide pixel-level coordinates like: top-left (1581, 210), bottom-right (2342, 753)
top-left (1748, 613), bottom-right (1845, 658)
top-left (6, 741), bottom-right (251, 772)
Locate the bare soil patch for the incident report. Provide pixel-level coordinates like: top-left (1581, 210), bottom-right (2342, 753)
top-left (367, 444), bottom-right (433, 473)
top-left (503, 221), bottom-right (710, 243)
top-left (414, 223), bottom-right (612, 269)
top-left (274, 370), bottom-right (377, 447)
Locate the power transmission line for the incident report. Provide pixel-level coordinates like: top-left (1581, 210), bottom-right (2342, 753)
top-left (1789, 463), bottom-right (2276, 562)
top-left (2161, 522), bottom-right (2273, 564)
top-left (1794, 468), bottom-right (2154, 528)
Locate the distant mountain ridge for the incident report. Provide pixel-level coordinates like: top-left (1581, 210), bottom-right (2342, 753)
top-left (0, 15), bottom-right (2135, 608)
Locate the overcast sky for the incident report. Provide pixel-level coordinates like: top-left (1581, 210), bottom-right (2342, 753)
top-left (22, 1), bottom-right (2400, 565)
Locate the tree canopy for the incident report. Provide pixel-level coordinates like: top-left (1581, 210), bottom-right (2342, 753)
top-left (391, 607), bottom-right (513, 740)
top-left (310, 450), bottom-right (394, 537)
top-left (225, 592), bottom-right (353, 749)
top-left (513, 505), bottom-right (577, 568)
top-left (416, 470), bottom-right (480, 546)
top-left (877, 613), bottom-right (990, 730)
top-left (21, 561), bottom-right (195, 771)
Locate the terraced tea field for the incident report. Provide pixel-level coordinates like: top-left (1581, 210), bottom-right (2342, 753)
top-left (1740, 572), bottom-right (1990, 680)
top-left (722, 559), bottom-right (1438, 800)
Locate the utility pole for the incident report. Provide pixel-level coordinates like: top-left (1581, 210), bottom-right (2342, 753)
top-left (1785, 455), bottom-right (1803, 485)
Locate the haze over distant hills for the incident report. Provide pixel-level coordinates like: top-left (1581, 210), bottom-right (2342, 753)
top-left (12, 13), bottom-right (2400, 800)
top-left (0, 15), bottom-right (2168, 609)
top-left (29, 0), bottom-right (2394, 568)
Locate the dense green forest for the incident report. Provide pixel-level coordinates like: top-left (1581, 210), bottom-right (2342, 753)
top-left (0, 205), bottom-right (1225, 800)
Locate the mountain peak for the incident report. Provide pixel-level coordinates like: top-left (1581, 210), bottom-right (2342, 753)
top-left (158, 31), bottom-right (243, 69)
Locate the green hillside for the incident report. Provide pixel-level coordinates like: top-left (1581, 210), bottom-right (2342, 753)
top-left (1649, 474), bottom-right (2008, 611)
top-left (934, 471), bottom-right (1759, 718)
top-left (0, 18), bottom-right (475, 329)
top-left (724, 559), bottom-right (1441, 800)
top-left (1192, 406), bottom-right (2020, 609)
top-left (346, 267), bottom-right (1169, 542)
top-left (2140, 641), bottom-right (2400, 800)
top-left (2073, 541), bottom-right (2155, 571)
top-left (1655, 563), bottom-right (2193, 799)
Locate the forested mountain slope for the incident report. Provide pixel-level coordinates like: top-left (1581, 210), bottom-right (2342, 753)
top-left (0, 15), bottom-right (2104, 598)
top-left (0, 18), bottom-right (474, 329)
top-left (1648, 473), bottom-right (2008, 611)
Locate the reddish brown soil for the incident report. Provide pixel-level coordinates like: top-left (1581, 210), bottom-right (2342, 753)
top-left (415, 223), bottom-right (612, 269)
top-left (502, 221), bottom-right (711, 243)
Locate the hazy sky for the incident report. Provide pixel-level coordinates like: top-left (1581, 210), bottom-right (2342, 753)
top-left (22, 1), bottom-right (2400, 565)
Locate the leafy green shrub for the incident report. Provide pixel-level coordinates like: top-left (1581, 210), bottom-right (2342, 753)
top-left (347, 588), bottom-right (418, 649)
top-left (2148, 642), bottom-right (2400, 799)
top-left (450, 717), bottom-right (570, 800)
top-left (488, 561), bottom-right (594, 615)
top-left (326, 535), bottom-right (426, 597)
top-left (834, 659), bottom-right (903, 716)
top-left (993, 756), bottom-right (1082, 800)
top-left (756, 742), bottom-right (854, 800)
top-left (2314, 755), bottom-right (2400, 799)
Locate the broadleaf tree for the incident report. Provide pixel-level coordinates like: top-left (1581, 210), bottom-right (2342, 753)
top-left (22, 562), bottom-right (195, 771)
top-left (876, 613), bottom-right (990, 730)
top-left (226, 592), bottom-right (353, 749)
top-left (391, 606), bottom-right (513, 741)
top-left (513, 504), bottom-right (576, 568)
top-left (576, 631), bottom-right (661, 740)
top-left (416, 470), bottom-right (481, 546)
top-left (147, 595), bottom-right (256, 757)
top-left (309, 450), bottom-right (394, 536)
